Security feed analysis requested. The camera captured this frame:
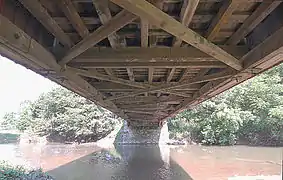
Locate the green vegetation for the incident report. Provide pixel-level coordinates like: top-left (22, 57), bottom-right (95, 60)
top-left (1, 63), bottom-right (282, 146)
top-left (0, 88), bottom-right (120, 143)
top-left (0, 161), bottom-right (54, 180)
top-left (168, 64), bottom-right (283, 146)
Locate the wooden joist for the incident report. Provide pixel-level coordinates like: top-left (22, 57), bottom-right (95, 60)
top-left (68, 67), bottom-right (192, 97)
top-left (163, 15), bottom-right (283, 122)
top-left (0, 14), bottom-right (127, 119)
top-left (148, 67), bottom-right (154, 83)
top-left (59, 10), bottom-right (136, 65)
top-left (166, 68), bottom-right (176, 82)
top-left (69, 61), bottom-right (227, 68)
top-left (18, 0), bottom-right (73, 47)
top-left (226, 1), bottom-right (281, 45)
top-left (140, 18), bottom-right (149, 47)
top-left (91, 82), bottom-right (202, 91)
top-left (92, 0), bottom-right (132, 84)
top-left (74, 46), bottom-right (248, 62)
top-left (59, 0), bottom-right (89, 38)
top-left (206, 0), bottom-right (239, 41)
top-left (110, 0), bottom-right (243, 70)
top-left (173, 0), bottom-right (199, 46)
top-left (92, 0), bottom-right (127, 48)
top-left (126, 68), bottom-right (135, 81)
top-left (107, 70), bottom-right (234, 101)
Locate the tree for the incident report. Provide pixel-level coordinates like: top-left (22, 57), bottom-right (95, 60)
top-left (1, 112), bottom-right (17, 130)
top-left (168, 63), bottom-right (283, 146)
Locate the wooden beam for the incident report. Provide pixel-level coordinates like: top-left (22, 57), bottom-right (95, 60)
top-left (123, 109), bottom-right (167, 116)
top-left (92, 0), bottom-right (127, 48)
top-left (148, 67), bottom-right (154, 83)
top-left (141, 18), bottom-right (149, 47)
top-left (104, 68), bottom-right (114, 76)
top-left (68, 67), bottom-right (192, 97)
top-left (163, 15), bottom-right (283, 121)
top-left (69, 61), bottom-right (228, 68)
top-left (91, 82), bottom-right (202, 91)
top-left (173, 0), bottom-right (199, 46)
top-left (18, 0), bottom-right (73, 47)
top-left (74, 46), bottom-right (248, 62)
top-left (107, 70), bottom-right (234, 101)
top-left (226, 1), bottom-right (281, 45)
top-left (126, 67), bottom-right (135, 81)
top-left (114, 95), bottom-right (181, 103)
top-left (206, 0), bottom-right (239, 41)
top-left (110, 0), bottom-right (243, 70)
top-left (166, 68), bottom-right (176, 82)
top-left (92, 0), bottom-right (130, 84)
top-left (59, 0), bottom-right (89, 38)
top-left (178, 68), bottom-right (190, 81)
top-left (59, 10), bottom-right (136, 65)
top-left (0, 14), bottom-right (127, 119)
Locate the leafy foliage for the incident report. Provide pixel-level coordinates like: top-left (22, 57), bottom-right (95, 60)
top-left (0, 88), bottom-right (120, 143)
top-left (0, 161), bottom-right (54, 180)
top-left (168, 63), bottom-right (283, 146)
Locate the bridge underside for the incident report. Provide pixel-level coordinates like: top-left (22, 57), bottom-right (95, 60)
top-left (0, 0), bottom-right (282, 126)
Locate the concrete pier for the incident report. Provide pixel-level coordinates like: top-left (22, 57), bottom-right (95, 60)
top-left (114, 121), bottom-right (169, 145)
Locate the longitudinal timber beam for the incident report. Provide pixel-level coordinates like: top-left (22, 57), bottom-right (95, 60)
top-left (91, 82), bottom-right (202, 91)
top-left (59, 0), bottom-right (89, 38)
top-left (107, 70), bottom-right (234, 101)
top-left (59, 10), bottom-right (136, 65)
top-left (110, 0), bottom-right (243, 70)
top-left (74, 46), bottom-right (248, 62)
top-left (226, 1), bottom-right (281, 45)
top-left (0, 14), bottom-right (127, 120)
top-left (68, 67), bottom-right (192, 98)
top-left (206, 0), bottom-right (238, 41)
top-left (162, 17), bottom-right (283, 122)
top-left (173, 0), bottom-right (199, 46)
top-left (70, 61), bottom-right (227, 68)
top-left (18, 0), bottom-right (73, 47)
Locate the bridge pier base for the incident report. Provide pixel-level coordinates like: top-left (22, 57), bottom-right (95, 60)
top-left (114, 121), bottom-right (169, 145)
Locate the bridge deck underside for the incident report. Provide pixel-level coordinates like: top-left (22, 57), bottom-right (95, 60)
top-left (0, 0), bottom-right (282, 125)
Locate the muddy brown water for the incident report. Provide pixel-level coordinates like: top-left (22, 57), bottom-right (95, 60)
top-left (0, 143), bottom-right (282, 180)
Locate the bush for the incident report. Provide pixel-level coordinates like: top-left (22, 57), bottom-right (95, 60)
top-left (0, 161), bottom-right (54, 180)
top-left (0, 88), bottom-right (120, 143)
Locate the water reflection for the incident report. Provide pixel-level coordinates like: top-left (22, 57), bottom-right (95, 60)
top-left (0, 143), bottom-right (281, 179)
top-left (48, 145), bottom-right (192, 180)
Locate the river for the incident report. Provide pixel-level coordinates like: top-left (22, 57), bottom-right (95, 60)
top-left (0, 143), bottom-right (282, 180)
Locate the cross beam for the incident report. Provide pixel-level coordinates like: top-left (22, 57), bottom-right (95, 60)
top-left (110, 0), bottom-right (243, 70)
top-left (107, 70), bottom-right (234, 101)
